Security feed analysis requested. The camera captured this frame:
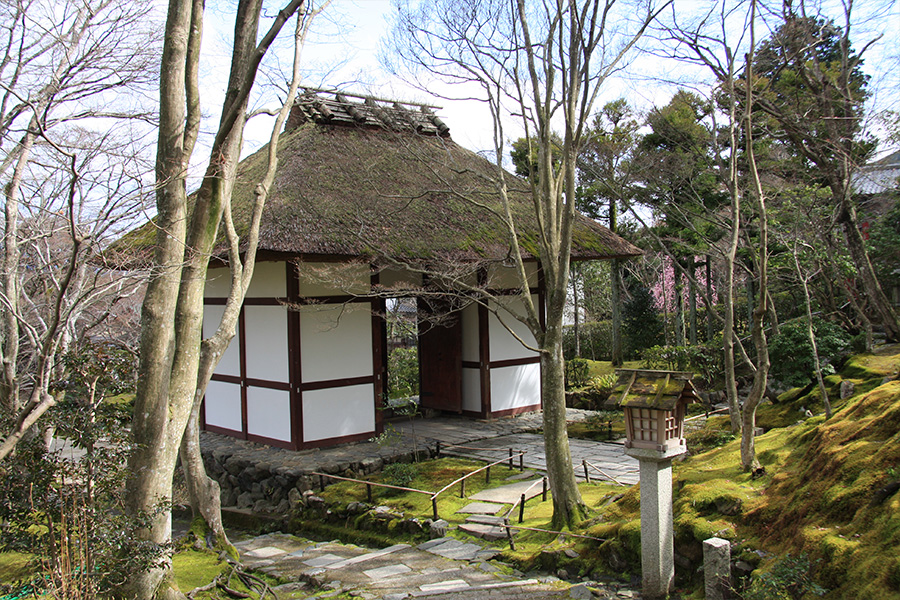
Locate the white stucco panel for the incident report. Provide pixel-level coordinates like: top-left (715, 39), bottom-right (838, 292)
top-left (300, 303), bottom-right (373, 382)
top-left (461, 367), bottom-right (482, 413)
top-left (206, 267), bottom-right (232, 298)
top-left (490, 363), bottom-right (541, 413)
top-left (204, 380), bottom-right (242, 432)
top-left (204, 305), bottom-right (240, 376)
top-left (246, 387), bottom-right (292, 442)
top-left (487, 262), bottom-right (539, 289)
top-left (244, 305), bottom-right (289, 382)
top-left (461, 303), bottom-right (480, 362)
top-left (489, 296), bottom-right (539, 361)
top-left (302, 384), bottom-right (375, 442)
top-left (298, 262), bottom-right (370, 297)
top-left (246, 262), bottom-right (287, 298)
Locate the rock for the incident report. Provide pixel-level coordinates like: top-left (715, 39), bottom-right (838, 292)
top-left (403, 518), bottom-right (424, 534)
top-left (372, 506), bottom-right (402, 520)
top-left (565, 548), bottom-right (580, 559)
top-left (840, 380), bottom-right (855, 399)
top-left (430, 519), bottom-right (449, 538)
top-left (568, 583), bottom-right (593, 600)
top-left (253, 499), bottom-right (272, 513)
top-left (288, 487), bottom-right (303, 509)
top-left (346, 501), bottom-right (369, 514)
top-left (237, 491), bottom-right (255, 509)
top-left (557, 568), bottom-right (570, 580)
top-left (715, 497), bottom-right (743, 516)
top-left (220, 488), bottom-right (238, 507)
top-left (608, 549), bottom-right (628, 572)
top-left (306, 495), bottom-right (325, 510)
top-left (734, 560), bottom-right (755, 577)
top-left (274, 498), bottom-right (290, 514)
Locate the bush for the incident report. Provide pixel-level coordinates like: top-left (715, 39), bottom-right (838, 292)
top-left (563, 320), bottom-right (612, 360)
top-left (768, 318), bottom-right (850, 387)
top-left (382, 463), bottom-right (419, 488)
top-left (565, 357), bottom-right (591, 389)
top-left (640, 340), bottom-right (723, 386)
top-left (744, 554), bottom-right (826, 600)
top-left (623, 285), bottom-right (664, 358)
top-left (388, 347), bottom-right (419, 399)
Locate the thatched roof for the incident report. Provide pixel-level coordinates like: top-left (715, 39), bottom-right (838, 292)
top-left (114, 91), bottom-right (640, 267)
top-left (612, 369), bottom-right (698, 411)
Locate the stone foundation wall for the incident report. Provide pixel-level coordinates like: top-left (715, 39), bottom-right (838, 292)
top-left (199, 433), bottom-right (435, 515)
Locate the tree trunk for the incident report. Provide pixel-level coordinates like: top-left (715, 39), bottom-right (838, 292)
top-left (674, 266), bottom-right (685, 346)
top-left (689, 272), bottom-right (698, 345)
top-left (794, 250), bottom-right (831, 418)
top-left (611, 259), bottom-right (623, 366)
top-left (541, 326), bottom-right (585, 529)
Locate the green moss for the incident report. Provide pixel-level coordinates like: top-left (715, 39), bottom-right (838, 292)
top-left (0, 552), bottom-right (34, 584)
top-left (172, 549), bottom-right (231, 596)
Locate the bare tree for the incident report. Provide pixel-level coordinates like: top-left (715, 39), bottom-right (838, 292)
top-left (387, 0), bottom-right (670, 527)
top-left (122, 1), bottom-right (319, 597)
top-left (0, 0), bottom-right (156, 458)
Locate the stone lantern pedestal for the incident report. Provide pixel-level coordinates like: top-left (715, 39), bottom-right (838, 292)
top-left (626, 446), bottom-right (687, 599)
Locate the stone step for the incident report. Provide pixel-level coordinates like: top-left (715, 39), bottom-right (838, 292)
top-left (465, 514), bottom-right (507, 526)
top-left (458, 522), bottom-right (509, 542)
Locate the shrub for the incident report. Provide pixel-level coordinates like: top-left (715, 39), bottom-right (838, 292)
top-left (768, 318), bottom-right (850, 387)
top-left (388, 347), bottom-right (419, 399)
top-left (383, 463), bottom-right (419, 488)
top-left (623, 285), bottom-right (664, 358)
top-left (565, 357), bottom-right (591, 389)
top-left (744, 554), bottom-right (826, 600)
top-left (640, 340), bottom-right (723, 386)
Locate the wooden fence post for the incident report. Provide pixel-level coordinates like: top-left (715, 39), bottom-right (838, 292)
top-left (519, 493), bottom-right (525, 523)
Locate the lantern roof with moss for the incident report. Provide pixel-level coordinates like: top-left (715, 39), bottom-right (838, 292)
top-left (613, 369), bottom-right (698, 411)
top-left (109, 89), bottom-right (641, 269)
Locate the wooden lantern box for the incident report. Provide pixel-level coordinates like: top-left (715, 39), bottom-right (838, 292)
top-left (612, 369), bottom-right (698, 453)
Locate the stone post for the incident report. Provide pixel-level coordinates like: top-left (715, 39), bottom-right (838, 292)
top-left (703, 537), bottom-right (731, 600)
top-left (625, 446), bottom-right (686, 600)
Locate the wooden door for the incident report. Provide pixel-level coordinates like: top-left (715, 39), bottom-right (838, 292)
top-left (418, 300), bottom-right (462, 413)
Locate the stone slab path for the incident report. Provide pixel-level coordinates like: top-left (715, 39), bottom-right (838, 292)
top-left (439, 433), bottom-right (639, 486)
top-left (234, 531), bottom-right (642, 600)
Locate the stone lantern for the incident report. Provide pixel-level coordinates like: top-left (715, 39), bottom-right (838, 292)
top-left (612, 369), bottom-right (698, 599)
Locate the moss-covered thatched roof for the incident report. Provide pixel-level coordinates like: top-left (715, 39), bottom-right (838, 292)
top-left (613, 369), bottom-right (698, 410)
top-left (114, 99), bottom-right (640, 267)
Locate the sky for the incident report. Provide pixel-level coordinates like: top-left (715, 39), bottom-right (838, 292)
top-left (194, 0), bottom-right (899, 170)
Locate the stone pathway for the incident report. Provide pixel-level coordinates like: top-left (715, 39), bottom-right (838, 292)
top-left (439, 433), bottom-right (639, 486)
top-left (233, 531), bottom-right (642, 600)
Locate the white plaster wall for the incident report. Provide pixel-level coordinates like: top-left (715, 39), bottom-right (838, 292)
top-left (246, 261), bottom-right (286, 298)
top-left (246, 387), bottom-right (292, 442)
top-left (378, 268), bottom-right (422, 289)
top-left (302, 384), bottom-right (375, 442)
top-left (204, 380), bottom-right (242, 432)
top-left (489, 295), bottom-right (539, 361)
top-left (461, 303), bottom-right (480, 362)
top-left (461, 367), bottom-right (482, 413)
top-left (300, 303), bottom-right (373, 382)
top-left (490, 363), bottom-right (541, 413)
top-left (203, 305), bottom-right (240, 376)
top-left (206, 268), bottom-right (231, 298)
top-left (487, 262), bottom-right (539, 289)
top-left (298, 262), bottom-right (370, 297)
top-left (244, 305), bottom-right (289, 382)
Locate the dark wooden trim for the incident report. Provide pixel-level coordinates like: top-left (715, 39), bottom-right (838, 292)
top-left (238, 307), bottom-right (248, 438)
top-left (204, 423), bottom-right (243, 439)
top-left (489, 403), bottom-right (542, 418)
top-left (287, 260), bottom-right (303, 450)
top-left (483, 287), bottom-right (540, 296)
top-left (204, 296), bottom-right (287, 306)
top-left (461, 360), bottom-right (480, 369)
top-left (478, 299), bottom-right (491, 420)
top-left (247, 432), bottom-right (297, 450)
top-left (489, 356), bottom-right (541, 369)
top-left (211, 373), bottom-right (242, 385)
top-left (245, 378), bottom-right (292, 391)
top-left (300, 375), bottom-right (375, 392)
top-left (293, 295), bottom-right (372, 305)
top-left (299, 430), bottom-right (375, 449)
top-left (371, 269), bottom-right (386, 436)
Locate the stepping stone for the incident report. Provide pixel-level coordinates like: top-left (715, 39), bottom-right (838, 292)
top-left (417, 537), bottom-right (454, 551)
top-left (303, 553), bottom-right (345, 567)
top-left (457, 502), bottom-right (503, 515)
top-left (243, 546), bottom-right (287, 559)
top-left (469, 479), bottom-right (544, 504)
top-left (505, 470), bottom-right (536, 481)
top-left (423, 539), bottom-right (483, 561)
top-left (465, 514), bottom-right (506, 526)
top-left (459, 522), bottom-right (508, 541)
top-left (419, 579), bottom-right (470, 593)
top-left (363, 563), bottom-right (412, 580)
top-left (325, 544), bottom-right (410, 569)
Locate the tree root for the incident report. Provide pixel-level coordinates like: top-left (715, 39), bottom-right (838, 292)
top-left (186, 559), bottom-right (277, 600)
